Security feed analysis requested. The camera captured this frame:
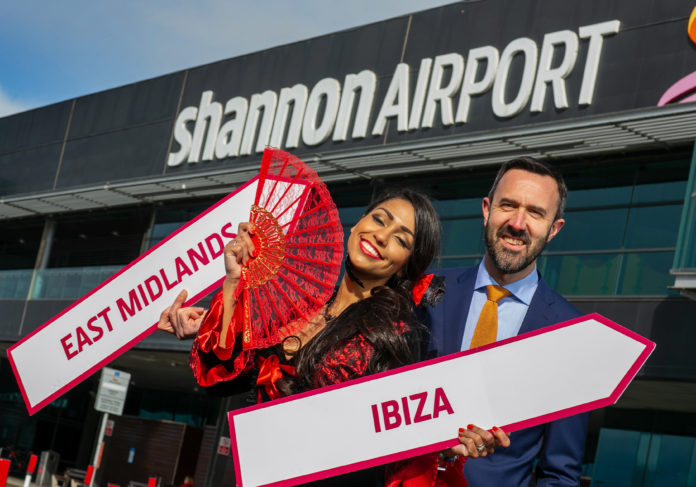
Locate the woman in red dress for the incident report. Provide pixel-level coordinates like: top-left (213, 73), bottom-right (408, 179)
top-left (159, 188), bottom-right (509, 486)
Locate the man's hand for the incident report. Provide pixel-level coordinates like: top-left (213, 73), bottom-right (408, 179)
top-left (157, 290), bottom-right (206, 340)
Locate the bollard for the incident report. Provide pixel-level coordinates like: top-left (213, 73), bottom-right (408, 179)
top-left (23, 455), bottom-right (37, 487)
top-left (0, 459), bottom-right (10, 487)
top-left (84, 466), bottom-right (95, 487)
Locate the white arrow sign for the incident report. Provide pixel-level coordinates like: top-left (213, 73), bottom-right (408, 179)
top-left (228, 314), bottom-right (655, 487)
top-left (7, 179), bottom-right (261, 414)
top-left (8, 168), bottom-right (313, 415)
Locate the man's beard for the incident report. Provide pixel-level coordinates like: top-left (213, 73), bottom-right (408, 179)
top-left (484, 222), bottom-right (550, 274)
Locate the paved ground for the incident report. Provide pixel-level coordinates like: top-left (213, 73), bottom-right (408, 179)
top-left (4, 476), bottom-right (39, 487)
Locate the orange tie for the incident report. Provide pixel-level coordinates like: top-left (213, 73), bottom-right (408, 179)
top-left (470, 285), bottom-right (511, 349)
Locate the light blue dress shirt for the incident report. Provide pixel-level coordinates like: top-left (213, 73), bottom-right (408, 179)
top-left (460, 260), bottom-right (540, 351)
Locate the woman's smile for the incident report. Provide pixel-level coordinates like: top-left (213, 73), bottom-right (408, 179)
top-left (359, 238), bottom-right (383, 260)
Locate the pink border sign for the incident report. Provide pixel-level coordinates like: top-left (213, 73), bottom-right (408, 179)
top-left (8, 169), bottom-right (314, 415)
top-left (7, 177), bottom-right (259, 414)
top-left (228, 313), bottom-right (654, 487)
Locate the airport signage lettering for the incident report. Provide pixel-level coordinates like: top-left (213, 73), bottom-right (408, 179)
top-left (168, 20), bottom-right (619, 166)
top-left (371, 387), bottom-right (454, 433)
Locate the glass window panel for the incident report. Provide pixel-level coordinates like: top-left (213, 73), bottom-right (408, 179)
top-left (149, 221), bottom-right (184, 248)
top-left (432, 198), bottom-right (482, 218)
top-left (149, 202), bottom-right (213, 249)
top-left (632, 181), bottom-right (687, 204)
top-left (441, 218), bottom-right (484, 256)
top-left (338, 206), bottom-right (364, 227)
top-left (0, 269), bottom-right (33, 299)
top-left (0, 219), bottom-right (43, 270)
top-left (644, 434), bottom-right (695, 487)
top-left (547, 209), bottom-right (628, 252)
top-left (624, 205), bottom-right (682, 249)
top-left (32, 266), bottom-right (120, 299)
top-left (565, 186), bottom-right (632, 209)
top-left (634, 158), bottom-right (691, 187)
top-left (590, 428), bottom-right (649, 486)
top-left (50, 209), bottom-right (151, 267)
top-left (539, 254), bottom-right (621, 295)
top-left (438, 257), bottom-right (481, 270)
top-left (618, 252), bottom-right (677, 296)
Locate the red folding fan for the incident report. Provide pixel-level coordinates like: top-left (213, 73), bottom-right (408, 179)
top-left (232, 147), bottom-right (344, 350)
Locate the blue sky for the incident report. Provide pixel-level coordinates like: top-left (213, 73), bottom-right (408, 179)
top-left (0, 0), bottom-right (454, 117)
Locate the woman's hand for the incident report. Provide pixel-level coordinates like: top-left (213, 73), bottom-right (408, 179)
top-left (157, 290), bottom-right (206, 340)
top-left (219, 222), bottom-right (257, 346)
top-left (223, 222), bottom-right (256, 287)
top-left (446, 424), bottom-right (510, 458)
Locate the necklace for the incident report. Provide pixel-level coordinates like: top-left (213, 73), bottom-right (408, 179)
top-left (344, 257), bottom-right (364, 288)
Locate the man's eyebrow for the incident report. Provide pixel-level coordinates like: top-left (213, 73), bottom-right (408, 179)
top-left (497, 198), bottom-right (548, 216)
top-left (527, 204), bottom-right (548, 216)
top-left (377, 207), bottom-right (415, 237)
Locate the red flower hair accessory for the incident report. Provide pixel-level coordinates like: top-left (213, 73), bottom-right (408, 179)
top-left (412, 274), bottom-right (446, 307)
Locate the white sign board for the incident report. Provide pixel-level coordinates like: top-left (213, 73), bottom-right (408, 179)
top-left (228, 314), bottom-right (655, 487)
top-left (7, 178), bottom-right (259, 414)
top-left (95, 367), bottom-right (131, 416)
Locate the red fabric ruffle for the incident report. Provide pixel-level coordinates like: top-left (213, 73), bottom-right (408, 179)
top-left (256, 354), bottom-right (297, 401)
top-left (190, 290), bottom-right (256, 387)
top-left (386, 453), bottom-right (468, 487)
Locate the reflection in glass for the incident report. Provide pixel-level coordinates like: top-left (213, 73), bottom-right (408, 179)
top-left (624, 205), bottom-right (682, 249)
top-left (540, 254), bottom-right (621, 295)
top-left (632, 180), bottom-right (687, 204)
top-left (441, 218), bottom-right (484, 256)
top-left (440, 257), bottom-right (481, 270)
top-left (432, 198), bottom-right (482, 218)
top-left (619, 252), bottom-right (677, 295)
top-left (547, 208), bottom-right (628, 252)
top-left (565, 186), bottom-right (632, 209)
top-left (0, 269), bottom-right (33, 299)
top-left (32, 266), bottom-right (121, 299)
top-left (50, 210), bottom-right (150, 267)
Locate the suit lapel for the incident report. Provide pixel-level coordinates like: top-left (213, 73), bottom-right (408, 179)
top-left (518, 274), bottom-right (555, 335)
top-left (442, 267), bottom-right (477, 355)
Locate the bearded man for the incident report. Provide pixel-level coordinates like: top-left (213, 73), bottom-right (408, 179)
top-left (425, 157), bottom-right (588, 487)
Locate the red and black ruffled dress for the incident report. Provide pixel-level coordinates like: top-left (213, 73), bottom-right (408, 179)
top-left (189, 289), bottom-right (467, 487)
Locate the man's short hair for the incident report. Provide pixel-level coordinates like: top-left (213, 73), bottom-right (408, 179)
top-left (487, 156), bottom-right (568, 220)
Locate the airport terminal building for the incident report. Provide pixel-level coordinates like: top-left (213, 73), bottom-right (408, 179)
top-left (1, 1), bottom-right (696, 485)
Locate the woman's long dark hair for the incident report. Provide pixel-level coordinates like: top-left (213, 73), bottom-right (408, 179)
top-left (283, 188), bottom-right (440, 393)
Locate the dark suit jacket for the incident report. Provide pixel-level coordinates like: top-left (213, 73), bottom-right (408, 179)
top-left (425, 266), bottom-right (589, 487)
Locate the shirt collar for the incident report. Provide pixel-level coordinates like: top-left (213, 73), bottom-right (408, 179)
top-left (473, 259), bottom-right (539, 305)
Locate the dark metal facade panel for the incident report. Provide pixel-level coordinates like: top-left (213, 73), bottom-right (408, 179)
top-left (0, 143), bottom-right (63, 195)
top-left (1, 0), bottom-right (696, 194)
top-left (163, 15), bottom-right (411, 176)
top-left (179, 16), bottom-right (408, 106)
top-left (56, 121), bottom-right (173, 187)
top-left (393, 0), bottom-right (689, 142)
top-left (21, 299), bottom-right (75, 336)
top-left (0, 300), bottom-right (27, 339)
top-left (0, 101), bottom-right (72, 155)
top-left (67, 73), bottom-right (185, 138)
